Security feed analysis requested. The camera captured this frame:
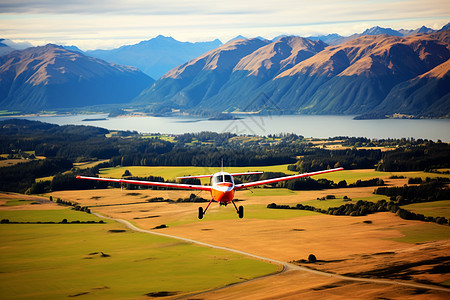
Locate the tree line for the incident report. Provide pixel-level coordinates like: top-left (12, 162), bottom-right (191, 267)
top-left (0, 158), bottom-right (73, 193)
top-left (374, 178), bottom-right (450, 203)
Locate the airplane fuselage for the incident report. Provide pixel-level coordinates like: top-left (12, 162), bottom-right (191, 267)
top-left (210, 172), bottom-right (235, 204)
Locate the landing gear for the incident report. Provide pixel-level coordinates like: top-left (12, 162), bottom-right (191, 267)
top-left (232, 200), bottom-right (244, 219)
top-left (198, 198), bottom-right (214, 220)
top-left (198, 200), bottom-right (244, 219)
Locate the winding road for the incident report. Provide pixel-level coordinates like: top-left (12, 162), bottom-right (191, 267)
top-left (93, 213), bottom-right (450, 296)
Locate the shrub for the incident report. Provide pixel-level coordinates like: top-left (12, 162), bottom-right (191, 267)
top-left (153, 224), bottom-right (167, 229)
top-left (408, 177), bottom-right (422, 184)
top-left (308, 254), bottom-right (317, 263)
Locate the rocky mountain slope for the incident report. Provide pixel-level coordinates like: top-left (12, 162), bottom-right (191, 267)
top-left (135, 30), bottom-right (450, 117)
top-left (0, 44), bottom-right (153, 111)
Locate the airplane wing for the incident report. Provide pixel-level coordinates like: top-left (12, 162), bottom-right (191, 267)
top-left (177, 171), bottom-right (263, 179)
top-left (177, 174), bottom-right (214, 179)
top-left (231, 171), bottom-right (264, 177)
top-left (234, 167), bottom-right (344, 190)
top-left (76, 176), bottom-right (212, 191)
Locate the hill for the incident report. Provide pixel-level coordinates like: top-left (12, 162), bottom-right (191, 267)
top-left (86, 35), bottom-right (222, 79)
top-left (0, 44), bottom-right (153, 112)
top-left (135, 31), bottom-right (450, 117)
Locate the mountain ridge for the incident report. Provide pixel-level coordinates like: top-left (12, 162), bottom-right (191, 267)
top-left (135, 30), bottom-right (450, 118)
top-left (0, 44), bottom-right (153, 111)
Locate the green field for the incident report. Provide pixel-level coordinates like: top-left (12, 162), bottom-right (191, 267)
top-left (0, 208), bottom-right (101, 223)
top-left (297, 194), bottom-right (390, 211)
top-left (0, 110), bottom-right (20, 116)
top-left (244, 188), bottom-right (296, 197)
top-left (401, 200), bottom-right (450, 218)
top-left (0, 209), bottom-right (279, 299)
top-left (1, 199), bottom-right (40, 206)
top-left (313, 169), bottom-right (450, 184)
top-left (388, 223), bottom-right (450, 244)
top-left (141, 134), bottom-right (176, 142)
top-left (313, 169), bottom-right (387, 184)
top-left (74, 159), bottom-right (110, 169)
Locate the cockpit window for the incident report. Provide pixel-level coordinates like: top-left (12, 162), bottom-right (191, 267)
top-left (213, 175), bottom-right (221, 184)
top-left (212, 174), bottom-right (233, 184)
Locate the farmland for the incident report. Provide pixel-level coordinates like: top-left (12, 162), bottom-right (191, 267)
top-left (0, 198), bottom-right (279, 299)
top-left (0, 120), bottom-right (449, 298)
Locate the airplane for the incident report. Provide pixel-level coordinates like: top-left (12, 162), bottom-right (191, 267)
top-left (76, 167), bottom-right (343, 219)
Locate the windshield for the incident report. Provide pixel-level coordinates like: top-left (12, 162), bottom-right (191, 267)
top-left (224, 175), bottom-right (232, 183)
top-left (213, 174), bottom-right (233, 184)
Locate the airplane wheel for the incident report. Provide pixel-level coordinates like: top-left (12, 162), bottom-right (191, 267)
top-left (198, 207), bottom-right (204, 219)
top-left (238, 206), bottom-right (244, 219)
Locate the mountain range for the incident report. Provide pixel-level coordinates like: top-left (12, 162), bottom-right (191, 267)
top-left (84, 35), bottom-right (222, 79)
top-left (1, 24), bottom-right (449, 117)
top-left (308, 25), bottom-right (440, 46)
top-left (0, 44), bottom-right (153, 111)
top-left (135, 29), bottom-right (450, 118)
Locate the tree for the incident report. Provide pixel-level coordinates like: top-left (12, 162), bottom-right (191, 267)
top-left (308, 254), bottom-right (317, 263)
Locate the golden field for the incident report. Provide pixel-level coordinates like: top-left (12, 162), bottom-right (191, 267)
top-left (1, 169), bottom-right (449, 299)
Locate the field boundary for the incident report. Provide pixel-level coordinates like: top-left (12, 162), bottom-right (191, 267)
top-left (92, 212), bottom-right (450, 296)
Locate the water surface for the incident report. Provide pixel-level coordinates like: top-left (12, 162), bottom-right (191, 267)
top-left (11, 114), bottom-right (450, 141)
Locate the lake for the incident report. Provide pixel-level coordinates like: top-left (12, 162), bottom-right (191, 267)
top-left (10, 114), bottom-right (450, 141)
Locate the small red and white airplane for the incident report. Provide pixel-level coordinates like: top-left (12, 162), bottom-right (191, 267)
top-left (77, 167), bottom-right (343, 219)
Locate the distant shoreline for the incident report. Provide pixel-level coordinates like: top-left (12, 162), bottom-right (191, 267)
top-left (82, 118), bottom-right (108, 121)
top-left (1, 111), bottom-right (448, 121)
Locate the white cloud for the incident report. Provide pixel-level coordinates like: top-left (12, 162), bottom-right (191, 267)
top-left (0, 0), bottom-right (448, 50)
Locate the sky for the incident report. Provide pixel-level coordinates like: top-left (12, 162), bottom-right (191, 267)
top-left (0, 0), bottom-right (449, 50)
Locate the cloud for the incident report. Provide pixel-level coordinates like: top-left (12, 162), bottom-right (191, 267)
top-left (0, 0), bottom-right (270, 15)
top-left (0, 0), bottom-right (448, 50)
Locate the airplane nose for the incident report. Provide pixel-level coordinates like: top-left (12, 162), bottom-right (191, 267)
top-left (212, 189), bottom-right (234, 203)
top-left (215, 191), bottom-right (226, 202)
